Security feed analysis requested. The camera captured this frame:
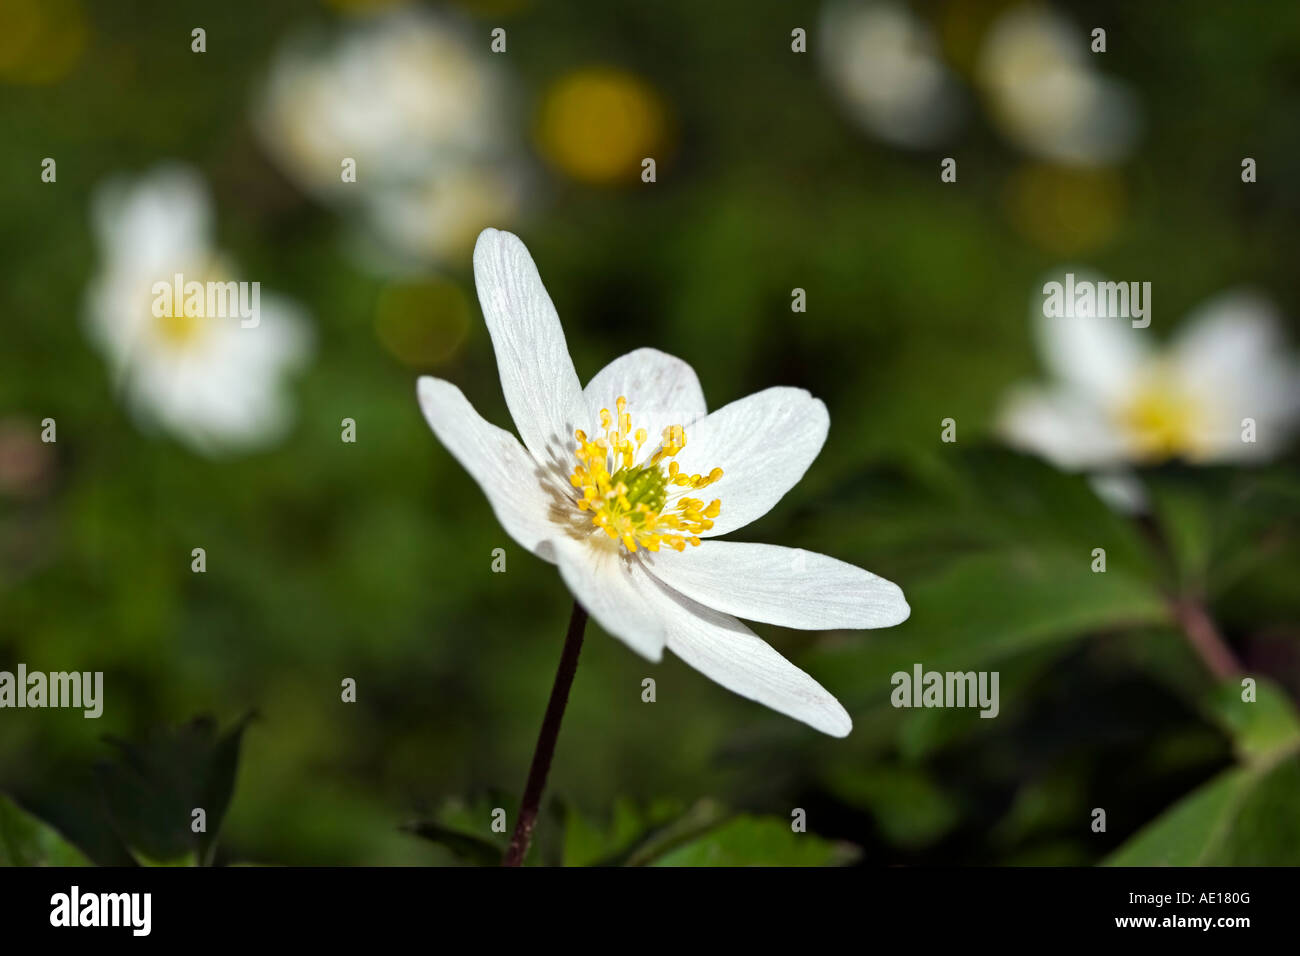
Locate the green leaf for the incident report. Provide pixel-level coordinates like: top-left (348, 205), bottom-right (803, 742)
top-left (895, 646), bottom-right (1063, 761)
top-left (810, 548), bottom-right (1169, 702)
top-left (1204, 677), bottom-right (1300, 763)
top-left (404, 793), bottom-right (522, 865)
top-left (94, 713), bottom-right (253, 866)
top-left (823, 764), bottom-right (958, 849)
top-left (0, 795), bottom-right (92, 866)
top-left (1145, 465), bottom-right (1300, 597)
top-left (800, 452), bottom-right (1169, 706)
top-left (593, 799), bottom-right (727, 867)
top-left (403, 820), bottom-right (502, 867)
top-left (560, 797), bottom-right (734, 867)
top-left (1105, 748), bottom-right (1300, 866)
top-left (650, 815), bottom-right (860, 867)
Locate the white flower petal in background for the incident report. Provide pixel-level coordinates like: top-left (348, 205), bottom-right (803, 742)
top-left (977, 6), bottom-right (1139, 166)
top-left (1171, 292), bottom-right (1300, 461)
top-left (998, 280), bottom-right (1300, 470)
top-left (255, 9), bottom-right (526, 267)
top-left (819, 0), bottom-right (963, 149)
top-left (90, 165), bottom-right (211, 278)
top-left (418, 229), bottom-right (909, 736)
top-left (1087, 471), bottom-right (1150, 515)
top-left (83, 165), bottom-right (312, 456)
top-left (998, 384), bottom-right (1131, 470)
top-left (1033, 270), bottom-right (1147, 406)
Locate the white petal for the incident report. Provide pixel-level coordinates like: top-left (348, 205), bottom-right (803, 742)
top-left (473, 228), bottom-right (588, 484)
top-left (648, 578), bottom-right (852, 737)
top-left (998, 384), bottom-right (1130, 469)
top-left (819, 1), bottom-right (962, 150)
top-left (540, 536), bottom-right (666, 662)
top-left (1035, 287), bottom-right (1147, 403)
top-left (1088, 471), bottom-right (1148, 514)
top-left (92, 165), bottom-right (212, 275)
top-left (644, 541), bottom-right (909, 630)
top-left (671, 387), bottom-right (829, 537)
top-left (583, 348), bottom-right (707, 442)
top-left (1172, 292), bottom-right (1300, 455)
top-left (417, 376), bottom-right (567, 556)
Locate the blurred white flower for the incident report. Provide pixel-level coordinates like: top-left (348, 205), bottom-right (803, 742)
top-left (84, 165), bottom-right (312, 456)
top-left (998, 288), bottom-right (1300, 470)
top-left (977, 6), bottom-right (1139, 166)
top-left (255, 8), bottom-right (525, 267)
top-left (819, 0), bottom-right (962, 149)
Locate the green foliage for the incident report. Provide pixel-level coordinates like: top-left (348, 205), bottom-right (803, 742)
top-left (1108, 676), bottom-right (1300, 865)
top-left (1, 0), bottom-right (1298, 868)
top-left (0, 795), bottom-right (92, 866)
top-left (94, 714), bottom-right (252, 866)
top-left (650, 815), bottom-right (858, 867)
top-left (1105, 751), bottom-right (1300, 866)
top-left (408, 797), bottom-right (855, 866)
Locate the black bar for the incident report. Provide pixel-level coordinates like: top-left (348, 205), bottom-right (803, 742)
top-left (0, 866), bottom-right (1285, 942)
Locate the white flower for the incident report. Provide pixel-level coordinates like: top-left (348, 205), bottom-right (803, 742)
top-left (819, 1), bottom-right (963, 149)
top-left (84, 165), bottom-right (311, 456)
top-left (417, 230), bottom-right (909, 737)
top-left (999, 290), bottom-right (1300, 470)
top-left (255, 9), bottom-right (525, 266)
top-left (976, 6), bottom-right (1138, 166)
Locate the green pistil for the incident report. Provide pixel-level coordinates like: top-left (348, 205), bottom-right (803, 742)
top-left (610, 463), bottom-right (668, 515)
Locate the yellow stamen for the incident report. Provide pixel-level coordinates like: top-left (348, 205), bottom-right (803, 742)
top-left (1116, 371), bottom-right (1206, 462)
top-left (569, 394), bottom-right (724, 553)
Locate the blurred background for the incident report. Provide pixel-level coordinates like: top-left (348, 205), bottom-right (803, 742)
top-left (2, 0), bottom-right (1300, 866)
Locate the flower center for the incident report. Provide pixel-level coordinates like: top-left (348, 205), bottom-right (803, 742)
top-left (155, 308), bottom-right (205, 348)
top-left (570, 396), bottom-right (722, 553)
top-left (1116, 372), bottom-right (1204, 461)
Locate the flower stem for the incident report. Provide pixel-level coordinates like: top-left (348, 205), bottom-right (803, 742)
top-left (1170, 596), bottom-right (1243, 682)
top-left (503, 599), bottom-right (588, 867)
top-left (1130, 510), bottom-right (1244, 683)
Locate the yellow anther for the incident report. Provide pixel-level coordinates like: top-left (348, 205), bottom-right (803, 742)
top-left (568, 394), bottom-right (722, 554)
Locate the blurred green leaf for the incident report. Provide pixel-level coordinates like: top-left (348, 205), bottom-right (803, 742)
top-left (807, 451), bottom-right (1170, 705)
top-left (94, 713), bottom-right (252, 866)
top-left (0, 795), bottom-right (92, 866)
top-left (404, 820), bottom-right (502, 866)
top-left (650, 814), bottom-right (859, 867)
top-left (1204, 677), bottom-right (1300, 764)
top-left (1146, 465), bottom-right (1300, 598)
top-left (813, 548), bottom-right (1169, 702)
top-left (824, 763), bottom-right (959, 849)
top-left (1105, 748), bottom-right (1300, 866)
top-left (405, 794), bottom-right (511, 866)
top-left (563, 796), bottom-right (725, 867)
